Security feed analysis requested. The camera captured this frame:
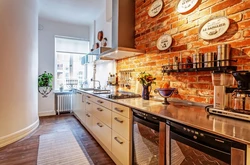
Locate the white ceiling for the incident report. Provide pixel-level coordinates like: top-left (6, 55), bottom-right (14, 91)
top-left (39, 0), bottom-right (106, 26)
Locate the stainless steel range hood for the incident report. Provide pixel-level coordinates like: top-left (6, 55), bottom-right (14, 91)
top-left (100, 0), bottom-right (145, 60)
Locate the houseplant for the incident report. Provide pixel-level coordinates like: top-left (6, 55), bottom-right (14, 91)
top-left (137, 71), bottom-right (156, 100)
top-left (38, 71), bottom-right (53, 97)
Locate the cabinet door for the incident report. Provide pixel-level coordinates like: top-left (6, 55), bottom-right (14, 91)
top-left (85, 109), bottom-right (93, 130)
top-left (74, 92), bottom-right (81, 117)
top-left (92, 103), bottom-right (111, 128)
top-left (78, 93), bottom-right (86, 124)
top-left (72, 92), bottom-right (77, 112)
top-left (112, 112), bottom-right (132, 141)
top-left (112, 130), bottom-right (131, 165)
top-left (92, 116), bottom-right (112, 151)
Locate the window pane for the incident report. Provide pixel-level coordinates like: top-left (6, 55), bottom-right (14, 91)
top-left (55, 37), bottom-right (89, 90)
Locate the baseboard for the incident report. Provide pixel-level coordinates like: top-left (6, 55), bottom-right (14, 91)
top-left (0, 119), bottom-right (39, 148)
top-left (39, 110), bottom-right (56, 117)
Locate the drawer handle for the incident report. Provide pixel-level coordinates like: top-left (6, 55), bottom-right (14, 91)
top-left (97, 108), bottom-right (103, 112)
top-left (97, 100), bottom-right (103, 104)
top-left (97, 122), bottom-right (103, 127)
top-left (114, 107), bottom-right (123, 113)
top-left (114, 137), bottom-right (123, 144)
top-left (86, 114), bottom-right (90, 117)
top-left (87, 102), bottom-right (91, 105)
top-left (114, 117), bottom-right (123, 123)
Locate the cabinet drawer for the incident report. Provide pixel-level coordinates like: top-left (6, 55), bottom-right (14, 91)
top-left (112, 113), bottom-right (132, 141)
top-left (93, 97), bottom-right (112, 109)
top-left (85, 100), bottom-right (93, 112)
top-left (85, 94), bottom-right (95, 102)
top-left (92, 117), bottom-right (111, 151)
top-left (92, 104), bottom-right (111, 128)
top-left (112, 103), bottom-right (131, 118)
top-left (112, 130), bottom-right (131, 165)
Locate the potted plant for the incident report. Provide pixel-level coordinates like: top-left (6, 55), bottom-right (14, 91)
top-left (38, 71), bottom-right (53, 97)
top-left (137, 71), bottom-right (156, 100)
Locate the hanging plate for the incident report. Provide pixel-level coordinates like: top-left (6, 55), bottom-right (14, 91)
top-left (176, 0), bottom-right (200, 14)
top-left (157, 34), bottom-right (172, 50)
top-left (199, 16), bottom-right (230, 40)
top-left (148, 0), bottom-right (164, 17)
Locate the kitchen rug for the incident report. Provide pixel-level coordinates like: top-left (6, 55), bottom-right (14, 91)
top-left (37, 131), bottom-right (92, 165)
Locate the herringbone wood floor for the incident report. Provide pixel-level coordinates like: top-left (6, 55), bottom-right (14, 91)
top-left (0, 114), bottom-right (115, 165)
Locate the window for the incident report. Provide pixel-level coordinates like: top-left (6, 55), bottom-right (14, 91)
top-left (55, 36), bottom-right (89, 90)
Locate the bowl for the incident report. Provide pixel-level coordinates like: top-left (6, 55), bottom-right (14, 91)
top-left (154, 88), bottom-right (177, 104)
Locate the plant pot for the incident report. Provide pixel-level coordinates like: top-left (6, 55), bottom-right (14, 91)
top-left (38, 86), bottom-right (52, 98)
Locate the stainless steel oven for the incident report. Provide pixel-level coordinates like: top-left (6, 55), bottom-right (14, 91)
top-left (166, 121), bottom-right (247, 165)
top-left (132, 109), bottom-right (166, 165)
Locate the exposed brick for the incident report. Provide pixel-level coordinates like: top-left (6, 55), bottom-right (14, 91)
top-left (200, 0), bottom-right (222, 10)
top-left (186, 96), bottom-right (208, 103)
top-left (171, 45), bottom-right (187, 51)
top-left (243, 10), bottom-right (250, 20)
top-left (230, 38), bottom-right (250, 48)
top-left (179, 35), bottom-right (198, 45)
top-left (243, 30), bottom-right (250, 38)
top-left (198, 76), bottom-right (212, 83)
top-left (186, 27), bottom-right (199, 36)
top-left (212, 0), bottom-right (241, 13)
top-left (238, 20), bottom-right (250, 30)
top-left (226, 1), bottom-right (250, 15)
top-left (228, 13), bottom-right (243, 23)
top-left (179, 21), bottom-right (197, 32)
top-left (197, 90), bottom-right (214, 97)
top-left (187, 83), bottom-right (213, 89)
top-left (172, 19), bottom-right (188, 28)
top-left (188, 8), bottom-right (210, 22)
top-left (242, 47), bottom-right (250, 56)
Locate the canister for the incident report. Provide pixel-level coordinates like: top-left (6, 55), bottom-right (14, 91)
top-left (217, 44), bottom-right (231, 66)
top-left (193, 54), bottom-right (202, 68)
top-left (204, 52), bottom-right (214, 68)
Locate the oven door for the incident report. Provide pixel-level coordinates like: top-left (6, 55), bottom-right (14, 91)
top-left (170, 131), bottom-right (230, 165)
top-left (133, 114), bottom-right (166, 165)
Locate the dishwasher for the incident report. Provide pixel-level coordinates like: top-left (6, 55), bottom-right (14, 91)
top-left (166, 121), bottom-right (247, 165)
top-left (132, 109), bottom-right (166, 165)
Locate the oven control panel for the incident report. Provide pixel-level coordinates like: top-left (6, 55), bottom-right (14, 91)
top-left (169, 121), bottom-right (232, 153)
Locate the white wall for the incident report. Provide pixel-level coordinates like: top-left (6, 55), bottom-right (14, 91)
top-left (38, 18), bottom-right (89, 116)
top-left (87, 5), bottom-right (116, 89)
top-left (95, 10), bottom-right (112, 48)
top-left (0, 0), bottom-right (39, 147)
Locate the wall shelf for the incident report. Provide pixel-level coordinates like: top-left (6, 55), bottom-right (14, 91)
top-left (162, 59), bottom-right (237, 74)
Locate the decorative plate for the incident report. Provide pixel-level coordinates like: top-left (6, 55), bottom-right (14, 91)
top-left (176, 0), bottom-right (200, 14)
top-left (157, 34), bottom-right (172, 50)
top-left (148, 0), bottom-right (163, 17)
top-left (199, 16), bottom-right (230, 40)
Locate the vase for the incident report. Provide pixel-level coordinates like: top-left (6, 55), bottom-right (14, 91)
top-left (142, 85), bottom-right (151, 100)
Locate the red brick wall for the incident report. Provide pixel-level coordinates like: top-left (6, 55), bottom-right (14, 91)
top-left (117, 0), bottom-right (250, 103)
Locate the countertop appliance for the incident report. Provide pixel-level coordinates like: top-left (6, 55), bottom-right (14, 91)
top-left (166, 121), bottom-right (247, 165)
top-left (132, 109), bottom-right (166, 165)
top-left (207, 71), bottom-right (250, 121)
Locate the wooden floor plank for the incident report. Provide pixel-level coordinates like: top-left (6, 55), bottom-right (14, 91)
top-left (0, 114), bottom-right (115, 165)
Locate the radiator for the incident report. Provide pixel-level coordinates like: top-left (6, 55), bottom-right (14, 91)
top-left (56, 94), bottom-right (72, 115)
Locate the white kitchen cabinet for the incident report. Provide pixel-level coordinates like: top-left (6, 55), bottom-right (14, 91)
top-left (112, 130), bottom-right (131, 165)
top-left (92, 116), bottom-right (112, 151)
top-left (74, 92), bottom-right (86, 124)
top-left (85, 98), bottom-right (93, 130)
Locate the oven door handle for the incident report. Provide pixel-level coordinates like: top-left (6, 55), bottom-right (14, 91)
top-left (170, 132), bottom-right (231, 164)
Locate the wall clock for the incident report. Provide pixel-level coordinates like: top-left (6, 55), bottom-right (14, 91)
top-left (157, 34), bottom-right (172, 50)
top-left (148, 0), bottom-right (163, 17)
top-left (176, 0), bottom-right (200, 14)
top-left (199, 16), bottom-right (230, 40)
